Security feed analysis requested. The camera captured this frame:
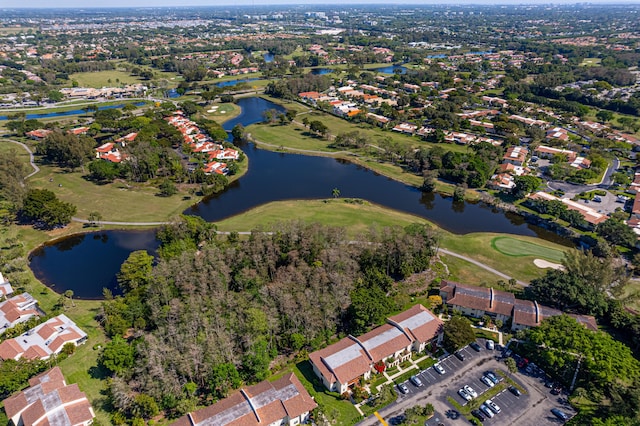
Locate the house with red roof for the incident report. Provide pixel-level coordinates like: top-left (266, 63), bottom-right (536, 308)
top-left (440, 280), bottom-right (598, 332)
top-left (0, 314), bottom-right (87, 361)
top-left (25, 129), bottom-right (52, 140)
top-left (309, 304), bottom-right (442, 393)
top-left (172, 373), bottom-right (316, 426)
top-left (204, 161), bottom-right (227, 175)
top-left (0, 293), bottom-right (39, 335)
top-left (3, 367), bottom-right (95, 426)
top-left (68, 126), bottom-right (89, 135)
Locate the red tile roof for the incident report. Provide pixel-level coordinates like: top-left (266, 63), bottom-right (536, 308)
top-left (388, 304), bottom-right (443, 344)
top-left (173, 373), bottom-right (316, 426)
top-left (308, 336), bottom-right (371, 386)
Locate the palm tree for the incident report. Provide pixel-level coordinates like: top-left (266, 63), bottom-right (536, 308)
top-left (332, 188), bottom-right (340, 199)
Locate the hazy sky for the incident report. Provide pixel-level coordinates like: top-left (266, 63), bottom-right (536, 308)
top-left (10, 0), bottom-right (634, 8)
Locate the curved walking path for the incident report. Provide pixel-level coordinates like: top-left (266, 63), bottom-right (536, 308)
top-left (5, 139), bottom-right (40, 179)
top-left (438, 248), bottom-right (528, 287)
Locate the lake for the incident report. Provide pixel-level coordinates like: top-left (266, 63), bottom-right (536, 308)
top-left (30, 96), bottom-right (570, 298)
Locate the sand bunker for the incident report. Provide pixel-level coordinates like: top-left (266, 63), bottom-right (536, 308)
top-left (534, 259), bottom-right (565, 270)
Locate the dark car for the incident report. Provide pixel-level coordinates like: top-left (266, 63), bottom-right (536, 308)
top-left (470, 342), bottom-right (482, 352)
top-left (551, 386), bottom-right (562, 395)
top-left (551, 408), bottom-right (570, 421)
top-left (454, 351), bottom-right (466, 361)
top-left (471, 410), bottom-right (486, 422)
top-left (508, 386), bottom-right (522, 397)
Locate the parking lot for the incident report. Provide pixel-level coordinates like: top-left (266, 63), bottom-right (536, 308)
top-left (357, 339), bottom-right (574, 426)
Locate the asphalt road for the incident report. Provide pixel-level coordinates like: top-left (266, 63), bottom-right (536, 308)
top-left (547, 157), bottom-right (620, 195)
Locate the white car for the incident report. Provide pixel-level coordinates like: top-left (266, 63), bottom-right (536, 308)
top-left (458, 388), bottom-right (472, 402)
top-left (481, 375), bottom-right (495, 387)
top-left (486, 340), bottom-right (495, 350)
top-left (480, 403), bottom-right (495, 418)
top-left (434, 363), bottom-right (445, 375)
top-left (486, 398), bottom-right (501, 414)
top-left (464, 385), bottom-right (478, 398)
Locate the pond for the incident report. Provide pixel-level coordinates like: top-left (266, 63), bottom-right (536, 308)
top-left (310, 68), bottom-right (333, 75)
top-left (373, 65), bottom-right (407, 74)
top-left (30, 230), bottom-right (159, 299)
top-left (30, 96), bottom-right (570, 299)
top-left (263, 53), bottom-right (275, 63)
top-left (215, 78), bottom-right (259, 88)
top-left (0, 102), bottom-right (146, 121)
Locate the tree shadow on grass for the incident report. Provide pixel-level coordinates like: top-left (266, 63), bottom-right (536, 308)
top-left (89, 364), bottom-right (110, 381)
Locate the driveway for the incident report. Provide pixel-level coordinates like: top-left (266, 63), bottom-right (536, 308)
top-left (547, 157), bottom-right (619, 195)
top-left (357, 341), bottom-right (574, 426)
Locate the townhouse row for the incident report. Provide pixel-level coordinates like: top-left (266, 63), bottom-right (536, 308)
top-left (439, 280), bottom-right (598, 332)
top-left (309, 304), bottom-right (444, 394)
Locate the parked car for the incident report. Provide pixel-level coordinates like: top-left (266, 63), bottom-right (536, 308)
top-left (551, 386), bottom-right (562, 395)
top-left (433, 363), bottom-right (445, 375)
top-left (464, 385), bottom-right (478, 398)
top-left (454, 351), bottom-right (466, 361)
top-left (397, 383), bottom-right (409, 394)
top-left (485, 371), bottom-right (500, 384)
top-left (593, 196), bottom-right (602, 202)
top-left (470, 342), bottom-right (482, 352)
top-left (486, 340), bottom-right (495, 350)
top-left (480, 403), bottom-right (495, 418)
top-left (508, 386), bottom-right (522, 397)
top-left (458, 388), bottom-right (472, 401)
top-left (486, 398), bottom-right (501, 414)
top-left (410, 375), bottom-right (423, 387)
top-left (551, 408), bottom-right (570, 421)
top-left (471, 410), bottom-right (486, 422)
top-left (481, 375), bottom-right (495, 387)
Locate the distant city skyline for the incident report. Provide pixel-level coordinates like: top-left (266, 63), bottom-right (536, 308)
top-left (8, 0), bottom-right (636, 8)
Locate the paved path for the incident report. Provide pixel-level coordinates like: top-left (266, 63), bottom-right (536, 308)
top-left (438, 248), bottom-right (528, 287)
top-left (4, 139), bottom-right (40, 179)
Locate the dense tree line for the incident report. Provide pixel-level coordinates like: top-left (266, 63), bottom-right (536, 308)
top-left (36, 130), bottom-right (95, 170)
top-left (0, 149), bottom-right (29, 216)
top-left (525, 250), bottom-right (640, 353)
top-left (265, 74), bottom-right (332, 100)
top-left (98, 219), bottom-right (438, 422)
top-left (521, 315), bottom-right (640, 425)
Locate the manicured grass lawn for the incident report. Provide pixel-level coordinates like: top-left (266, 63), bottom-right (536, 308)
top-left (289, 361), bottom-right (362, 425)
top-left (491, 236), bottom-right (566, 262)
top-left (441, 232), bottom-right (573, 284)
top-left (28, 163), bottom-right (196, 222)
top-left (580, 58), bottom-right (602, 67)
top-left (201, 102), bottom-right (240, 122)
top-left (70, 70), bottom-right (145, 88)
top-left (215, 199), bottom-right (433, 236)
top-left (439, 254), bottom-right (506, 286)
top-left (249, 123), bottom-right (337, 152)
top-left (417, 357), bottom-right (436, 370)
